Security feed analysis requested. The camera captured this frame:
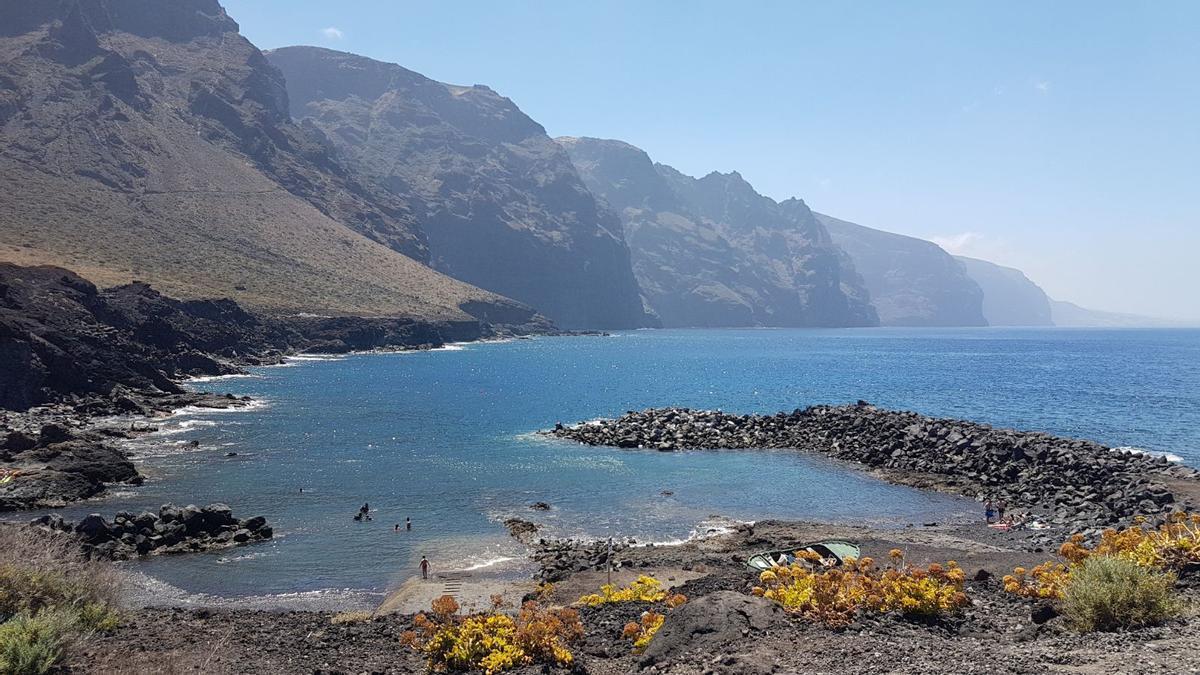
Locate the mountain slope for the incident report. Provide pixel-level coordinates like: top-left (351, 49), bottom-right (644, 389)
top-left (817, 214), bottom-right (988, 327)
top-left (266, 47), bottom-right (652, 329)
top-left (0, 0), bottom-right (532, 323)
top-left (956, 256), bottom-right (1053, 326)
top-left (560, 137), bottom-right (877, 328)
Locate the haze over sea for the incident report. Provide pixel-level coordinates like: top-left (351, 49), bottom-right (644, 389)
top-left (36, 328), bottom-right (1200, 607)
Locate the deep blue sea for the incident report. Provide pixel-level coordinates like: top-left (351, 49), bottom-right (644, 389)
top-left (24, 328), bottom-right (1200, 607)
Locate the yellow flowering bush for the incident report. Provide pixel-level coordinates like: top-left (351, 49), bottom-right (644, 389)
top-left (1003, 562), bottom-right (1071, 600)
top-left (750, 554), bottom-right (968, 626)
top-left (622, 611), bottom-right (665, 653)
top-left (578, 575), bottom-right (668, 606)
top-left (1062, 513), bottom-right (1200, 570)
top-left (1004, 513), bottom-right (1200, 601)
top-left (400, 595), bottom-right (582, 674)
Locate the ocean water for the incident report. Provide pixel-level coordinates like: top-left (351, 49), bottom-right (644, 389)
top-left (23, 328), bottom-right (1200, 605)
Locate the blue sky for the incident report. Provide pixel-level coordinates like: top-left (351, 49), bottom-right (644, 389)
top-left (225, 1), bottom-right (1199, 320)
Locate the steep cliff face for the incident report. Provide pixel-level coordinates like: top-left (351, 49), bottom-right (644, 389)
top-left (956, 256), bottom-right (1054, 326)
top-left (560, 137), bottom-right (877, 328)
top-left (0, 0), bottom-right (535, 322)
top-left (266, 47), bottom-right (653, 330)
top-left (816, 214), bottom-right (988, 327)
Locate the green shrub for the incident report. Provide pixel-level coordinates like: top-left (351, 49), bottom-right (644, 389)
top-left (0, 526), bottom-right (123, 673)
top-left (1062, 555), bottom-right (1178, 632)
top-left (0, 609), bottom-right (79, 675)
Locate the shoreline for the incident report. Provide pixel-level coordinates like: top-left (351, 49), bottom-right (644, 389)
top-left (64, 516), bottom-right (1200, 674)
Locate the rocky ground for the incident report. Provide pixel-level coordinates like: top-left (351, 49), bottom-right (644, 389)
top-left (547, 404), bottom-right (1200, 538)
top-left (64, 520), bottom-right (1200, 674)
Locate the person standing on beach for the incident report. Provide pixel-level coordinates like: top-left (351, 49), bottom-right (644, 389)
top-left (420, 556), bottom-right (430, 580)
top-left (984, 499), bottom-right (996, 524)
top-left (997, 499), bottom-right (1008, 522)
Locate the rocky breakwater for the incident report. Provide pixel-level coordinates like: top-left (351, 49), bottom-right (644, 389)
top-left (29, 503), bottom-right (272, 561)
top-left (546, 404), bottom-right (1200, 531)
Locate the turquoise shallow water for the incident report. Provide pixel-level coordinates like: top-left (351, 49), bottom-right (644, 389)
top-left (26, 328), bottom-right (1200, 605)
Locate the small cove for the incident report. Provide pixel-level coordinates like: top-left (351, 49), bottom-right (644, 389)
top-left (24, 328), bottom-right (1200, 605)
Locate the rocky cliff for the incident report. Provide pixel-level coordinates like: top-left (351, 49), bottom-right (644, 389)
top-left (560, 137), bottom-right (877, 328)
top-left (266, 47), bottom-right (653, 330)
top-left (0, 0), bottom-right (531, 322)
top-left (817, 214), bottom-right (988, 327)
top-left (0, 263), bottom-right (539, 413)
top-left (956, 256), bottom-right (1054, 326)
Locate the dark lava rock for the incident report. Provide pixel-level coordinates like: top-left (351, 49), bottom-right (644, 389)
top-left (1031, 603), bottom-right (1058, 625)
top-left (640, 591), bottom-right (784, 668)
top-left (29, 503), bottom-right (272, 561)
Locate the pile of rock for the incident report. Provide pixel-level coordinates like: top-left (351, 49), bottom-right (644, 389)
top-left (30, 503), bottom-right (272, 560)
top-left (531, 538), bottom-right (639, 582)
top-left (546, 403), bottom-right (1199, 529)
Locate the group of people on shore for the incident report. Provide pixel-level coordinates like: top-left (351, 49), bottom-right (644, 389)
top-left (353, 505), bottom-right (428, 578)
top-left (984, 498), bottom-right (1034, 530)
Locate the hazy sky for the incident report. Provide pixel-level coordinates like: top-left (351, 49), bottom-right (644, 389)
top-left (225, 1), bottom-right (1199, 321)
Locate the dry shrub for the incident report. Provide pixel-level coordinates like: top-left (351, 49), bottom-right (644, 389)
top-left (0, 525), bottom-right (122, 623)
top-left (400, 596), bottom-right (582, 674)
top-left (1061, 556), bottom-right (1178, 632)
top-left (330, 610), bottom-right (373, 625)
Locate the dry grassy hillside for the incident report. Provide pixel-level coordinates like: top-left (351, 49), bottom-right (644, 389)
top-left (0, 0), bottom-right (525, 321)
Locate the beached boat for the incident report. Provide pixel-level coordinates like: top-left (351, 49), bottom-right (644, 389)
top-left (745, 541), bottom-right (861, 571)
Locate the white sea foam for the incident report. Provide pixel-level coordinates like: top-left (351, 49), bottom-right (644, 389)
top-left (186, 372), bottom-right (260, 384)
top-left (216, 550), bottom-right (272, 565)
top-left (1114, 446), bottom-right (1183, 463)
top-left (165, 399), bottom-right (269, 418)
top-left (457, 556), bottom-right (519, 572)
top-left (120, 571), bottom-right (379, 611)
top-left (285, 354), bottom-right (347, 362)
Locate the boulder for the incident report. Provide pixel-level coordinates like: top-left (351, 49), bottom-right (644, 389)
top-left (201, 503), bottom-right (234, 529)
top-left (179, 504), bottom-right (205, 534)
top-left (74, 513), bottom-right (112, 543)
top-left (38, 424), bottom-right (73, 445)
top-left (241, 515), bottom-right (267, 532)
top-left (640, 591), bottom-right (785, 667)
top-left (159, 504), bottom-right (183, 523)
